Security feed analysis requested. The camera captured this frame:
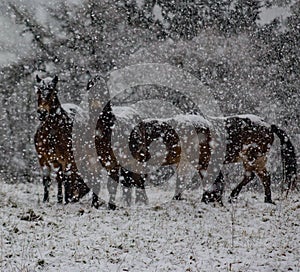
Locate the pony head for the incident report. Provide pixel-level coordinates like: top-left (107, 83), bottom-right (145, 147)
top-left (35, 75), bottom-right (59, 121)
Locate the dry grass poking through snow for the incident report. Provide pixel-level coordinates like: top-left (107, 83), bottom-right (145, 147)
top-left (0, 181), bottom-right (299, 272)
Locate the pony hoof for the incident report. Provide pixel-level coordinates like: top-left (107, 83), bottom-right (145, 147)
top-left (201, 194), bottom-right (210, 204)
top-left (43, 196), bottom-right (49, 203)
top-left (92, 200), bottom-right (105, 209)
top-left (217, 200), bottom-right (224, 207)
top-left (265, 199), bottom-right (276, 205)
top-left (228, 196), bottom-right (237, 204)
top-left (173, 195), bottom-right (183, 200)
top-left (135, 200), bottom-right (149, 206)
top-left (202, 193), bottom-right (223, 206)
top-left (108, 203), bottom-right (116, 210)
top-left (70, 196), bottom-right (79, 203)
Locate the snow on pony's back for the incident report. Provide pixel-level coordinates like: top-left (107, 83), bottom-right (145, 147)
top-left (62, 101), bottom-right (140, 125)
top-left (211, 114), bottom-right (270, 127)
top-left (62, 103), bottom-right (88, 123)
top-left (112, 106), bottom-right (140, 122)
top-left (145, 113), bottom-right (212, 128)
top-left (174, 114), bottom-right (212, 127)
top-left (229, 114), bottom-right (270, 127)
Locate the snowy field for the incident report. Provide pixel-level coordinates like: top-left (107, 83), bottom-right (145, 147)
top-left (0, 180), bottom-right (299, 272)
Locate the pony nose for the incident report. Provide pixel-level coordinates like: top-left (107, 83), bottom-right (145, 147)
top-left (37, 108), bottom-right (48, 120)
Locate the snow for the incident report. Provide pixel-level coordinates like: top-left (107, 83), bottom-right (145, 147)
top-left (0, 16), bottom-right (32, 67)
top-left (136, 0), bottom-right (145, 9)
top-left (210, 114), bottom-right (270, 127)
top-left (153, 4), bottom-right (164, 24)
top-left (0, 0), bottom-right (83, 67)
top-left (259, 5), bottom-right (291, 26)
top-left (173, 114), bottom-right (211, 128)
top-left (37, 77), bottom-right (54, 86)
top-left (143, 114), bottom-right (211, 131)
top-left (233, 114), bottom-right (270, 127)
top-left (1, 180), bottom-right (299, 271)
top-left (1, 1), bottom-right (299, 271)
top-left (62, 103), bottom-right (89, 123)
top-left (113, 106), bottom-right (140, 122)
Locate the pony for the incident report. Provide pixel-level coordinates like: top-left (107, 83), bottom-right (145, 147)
top-left (94, 100), bottom-right (149, 210)
top-left (130, 114), bottom-right (297, 205)
top-left (129, 116), bottom-right (212, 200)
top-left (202, 115), bottom-right (297, 204)
top-left (88, 75), bottom-right (297, 208)
top-left (88, 75), bottom-right (211, 209)
top-left (34, 75), bottom-right (90, 204)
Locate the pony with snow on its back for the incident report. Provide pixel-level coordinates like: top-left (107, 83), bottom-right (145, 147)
top-left (34, 75), bottom-right (90, 204)
top-left (202, 114), bottom-right (298, 205)
top-left (88, 74), bottom-right (298, 208)
top-left (88, 75), bottom-right (212, 209)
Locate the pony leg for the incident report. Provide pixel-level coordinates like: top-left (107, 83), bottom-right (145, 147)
top-left (173, 164), bottom-right (196, 200)
top-left (107, 169), bottom-right (119, 210)
top-left (135, 174), bottom-right (148, 205)
top-left (56, 168), bottom-right (64, 204)
top-left (120, 168), bottom-right (133, 207)
top-left (121, 185), bottom-right (132, 207)
top-left (202, 171), bottom-right (225, 205)
top-left (65, 172), bottom-right (90, 203)
top-left (173, 157), bottom-right (191, 200)
top-left (64, 175), bottom-right (71, 204)
top-left (43, 176), bottom-right (51, 202)
top-left (62, 164), bottom-right (73, 204)
top-left (90, 177), bottom-right (105, 209)
top-left (173, 174), bottom-right (185, 200)
top-left (74, 173), bottom-right (90, 200)
top-left (256, 169), bottom-right (274, 204)
top-left (63, 168), bottom-right (75, 204)
top-left (42, 165), bottom-right (51, 202)
top-left (229, 171), bottom-right (255, 202)
top-left (91, 193), bottom-right (106, 209)
top-left (122, 170), bottom-right (148, 205)
top-left (119, 168), bottom-right (149, 207)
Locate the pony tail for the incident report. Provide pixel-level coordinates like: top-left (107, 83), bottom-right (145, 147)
top-left (271, 124), bottom-right (298, 195)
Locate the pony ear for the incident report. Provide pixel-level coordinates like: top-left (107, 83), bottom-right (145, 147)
top-left (36, 74), bottom-right (42, 83)
top-left (52, 75), bottom-right (58, 85)
top-left (86, 71), bottom-right (93, 90)
top-left (87, 79), bottom-right (94, 90)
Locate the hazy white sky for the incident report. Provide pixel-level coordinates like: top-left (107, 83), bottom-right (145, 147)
top-left (259, 5), bottom-right (291, 25)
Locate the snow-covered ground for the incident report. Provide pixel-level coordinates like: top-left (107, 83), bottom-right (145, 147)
top-left (0, 180), bottom-right (299, 272)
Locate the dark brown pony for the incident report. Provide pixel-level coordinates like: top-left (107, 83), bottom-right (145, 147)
top-left (94, 105), bottom-right (211, 209)
top-left (34, 75), bottom-right (90, 204)
top-left (94, 101), bottom-right (149, 210)
top-left (111, 113), bottom-right (297, 205)
top-left (129, 118), bottom-right (212, 200)
top-left (88, 75), bottom-right (212, 209)
top-left (202, 115), bottom-right (297, 204)
top-left (88, 76), bottom-right (297, 207)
